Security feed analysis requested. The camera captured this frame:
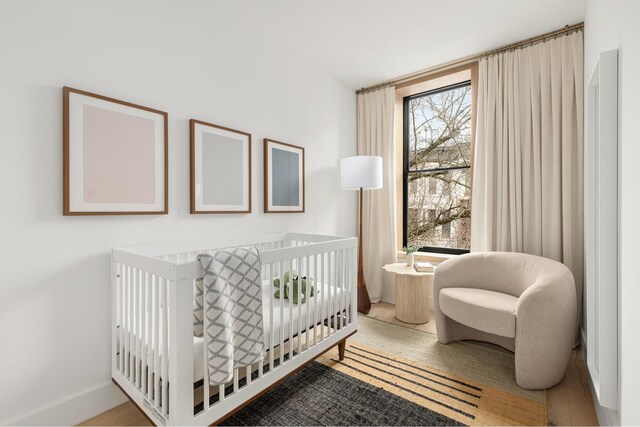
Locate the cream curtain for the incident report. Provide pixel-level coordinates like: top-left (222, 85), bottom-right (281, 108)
top-left (471, 30), bottom-right (584, 340)
top-left (357, 86), bottom-right (397, 303)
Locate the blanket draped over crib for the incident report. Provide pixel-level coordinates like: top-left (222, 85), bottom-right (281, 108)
top-left (196, 246), bottom-right (266, 386)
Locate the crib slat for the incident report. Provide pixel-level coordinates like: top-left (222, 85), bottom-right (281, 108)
top-left (233, 369), bottom-right (239, 394)
top-left (327, 251), bottom-right (331, 338)
top-left (123, 266), bottom-right (128, 378)
top-left (279, 260), bottom-right (285, 367)
top-left (320, 252), bottom-right (326, 341)
top-left (288, 260), bottom-right (294, 361)
top-left (344, 248), bottom-right (349, 325)
top-left (153, 275), bottom-right (160, 409)
top-left (128, 266), bottom-right (133, 379)
top-left (331, 250), bottom-right (340, 333)
top-left (118, 264), bottom-right (124, 374)
top-left (132, 269), bottom-right (137, 386)
top-left (336, 250), bottom-right (341, 329)
top-left (338, 249), bottom-right (342, 329)
top-left (345, 248), bottom-right (351, 326)
top-left (349, 248), bottom-right (352, 324)
top-left (329, 251), bottom-right (332, 332)
top-left (297, 257), bottom-right (302, 356)
top-left (141, 272), bottom-right (148, 394)
top-left (335, 251), bottom-right (339, 331)
top-left (340, 249), bottom-right (346, 329)
top-left (203, 278), bottom-right (210, 412)
top-left (324, 252), bottom-right (329, 338)
top-left (352, 246), bottom-right (358, 323)
top-left (135, 269), bottom-right (140, 387)
top-left (260, 264), bottom-right (275, 377)
top-left (313, 253), bottom-right (318, 347)
top-left (336, 250), bottom-right (342, 330)
top-left (331, 251), bottom-right (340, 334)
top-left (347, 249), bottom-right (352, 325)
top-left (268, 262), bottom-right (274, 373)
top-left (305, 255), bottom-right (310, 351)
top-left (146, 273), bottom-right (153, 398)
top-left (161, 278), bottom-right (168, 416)
top-left (136, 269), bottom-right (142, 388)
top-left (134, 269), bottom-right (139, 383)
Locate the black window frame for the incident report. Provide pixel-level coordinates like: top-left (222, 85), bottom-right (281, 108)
top-left (402, 80), bottom-right (472, 255)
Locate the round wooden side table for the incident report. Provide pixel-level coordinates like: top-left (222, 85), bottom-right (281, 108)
top-left (382, 263), bottom-right (434, 324)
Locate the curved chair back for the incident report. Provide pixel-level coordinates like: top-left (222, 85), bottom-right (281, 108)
top-left (435, 252), bottom-right (573, 298)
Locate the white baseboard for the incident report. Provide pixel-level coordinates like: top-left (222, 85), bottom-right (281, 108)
top-left (5, 381), bottom-right (127, 426)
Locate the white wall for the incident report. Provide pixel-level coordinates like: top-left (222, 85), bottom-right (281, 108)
top-left (584, 0), bottom-right (640, 425)
top-left (0, 1), bottom-right (357, 424)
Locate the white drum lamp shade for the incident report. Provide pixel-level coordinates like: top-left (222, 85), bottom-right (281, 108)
top-left (340, 156), bottom-right (383, 190)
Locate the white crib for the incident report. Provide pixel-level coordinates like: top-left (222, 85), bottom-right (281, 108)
top-left (111, 232), bottom-right (358, 426)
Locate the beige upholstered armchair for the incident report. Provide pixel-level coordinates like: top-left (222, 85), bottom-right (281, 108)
top-left (433, 252), bottom-right (577, 389)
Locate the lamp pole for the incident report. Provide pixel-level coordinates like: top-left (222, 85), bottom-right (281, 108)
top-left (357, 186), bottom-right (371, 314)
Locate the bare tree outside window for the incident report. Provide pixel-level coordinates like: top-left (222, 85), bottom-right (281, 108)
top-left (403, 82), bottom-right (472, 253)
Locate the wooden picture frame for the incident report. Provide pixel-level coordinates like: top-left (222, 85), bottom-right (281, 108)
top-left (63, 86), bottom-right (168, 215)
top-left (189, 119), bottom-right (252, 214)
top-left (263, 138), bottom-right (305, 213)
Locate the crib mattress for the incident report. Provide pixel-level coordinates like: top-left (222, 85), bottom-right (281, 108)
top-left (120, 281), bottom-right (349, 383)
top-left (191, 281), bottom-right (348, 382)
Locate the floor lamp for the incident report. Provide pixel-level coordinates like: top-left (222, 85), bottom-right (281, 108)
top-left (340, 155), bottom-right (383, 314)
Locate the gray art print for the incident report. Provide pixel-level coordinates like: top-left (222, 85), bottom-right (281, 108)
top-left (201, 132), bottom-right (244, 206)
top-left (271, 148), bottom-right (300, 207)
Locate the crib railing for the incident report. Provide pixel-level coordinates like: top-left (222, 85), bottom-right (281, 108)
top-left (112, 233), bottom-right (358, 426)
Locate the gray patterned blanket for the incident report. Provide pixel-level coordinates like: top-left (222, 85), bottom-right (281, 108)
top-left (196, 246), bottom-right (266, 386)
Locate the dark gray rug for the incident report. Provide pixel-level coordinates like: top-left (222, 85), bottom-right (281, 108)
top-left (221, 361), bottom-right (463, 426)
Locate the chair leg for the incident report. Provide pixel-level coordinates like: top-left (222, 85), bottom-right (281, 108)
top-left (338, 339), bottom-right (346, 361)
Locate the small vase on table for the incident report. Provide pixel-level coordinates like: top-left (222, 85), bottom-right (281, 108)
top-left (406, 252), bottom-right (414, 267)
top-left (403, 245), bottom-right (418, 268)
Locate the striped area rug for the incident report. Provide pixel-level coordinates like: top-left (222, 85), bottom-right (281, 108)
top-left (316, 343), bottom-right (547, 426)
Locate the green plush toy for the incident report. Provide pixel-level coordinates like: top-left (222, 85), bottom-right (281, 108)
top-left (273, 270), bottom-right (317, 304)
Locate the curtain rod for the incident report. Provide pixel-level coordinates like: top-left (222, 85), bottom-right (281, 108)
top-left (480, 22), bottom-right (583, 58)
top-left (356, 22), bottom-right (584, 95)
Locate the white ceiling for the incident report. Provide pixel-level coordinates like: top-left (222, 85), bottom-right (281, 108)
top-left (219, 0), bottom-right (587, 89)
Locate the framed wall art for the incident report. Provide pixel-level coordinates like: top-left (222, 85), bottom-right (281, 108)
top-left (190, 119), bottom-right (252, 214)
top-left (63, 87), bottom-right (168, 215)
top-left (263, 138), bottom-right (305, 213)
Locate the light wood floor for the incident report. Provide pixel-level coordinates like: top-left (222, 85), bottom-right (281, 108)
top-left (82, 302), bottom-right (599, 426)
top-left (367, 302), bottom-right (599, 426)
top-left (81, 402), bottom-right (151, 426)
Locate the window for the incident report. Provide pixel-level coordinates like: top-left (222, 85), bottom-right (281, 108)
top-left (427, 209), bottom-right (436, 223)
top-left (403, 81), bottom-right (472, 254)
top-left (428, 177), bottom-right (438, 194)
